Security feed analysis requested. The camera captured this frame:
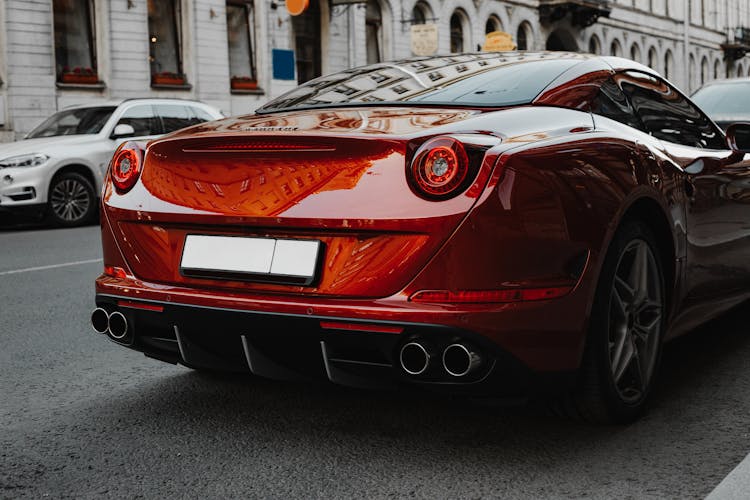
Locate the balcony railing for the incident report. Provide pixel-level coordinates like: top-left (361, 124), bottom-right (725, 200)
top-left (721, 27), bottom-right (750, 61)
top-left (539, 0), bottom-right (611, 28)
top-left (734, 27), bottom-right (750, 45)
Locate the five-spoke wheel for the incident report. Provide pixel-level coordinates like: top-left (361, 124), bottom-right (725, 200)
top-left (563, 221), bottom-right (665, 424)
top-left (608, 239), bottom-right (662, 404)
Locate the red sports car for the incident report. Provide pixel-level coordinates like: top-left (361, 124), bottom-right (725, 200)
top-left (92, 52), bottom-right (750, 423)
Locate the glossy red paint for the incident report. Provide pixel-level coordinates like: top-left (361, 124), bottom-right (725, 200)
top-left (94, 52), bottom-right (750, 398)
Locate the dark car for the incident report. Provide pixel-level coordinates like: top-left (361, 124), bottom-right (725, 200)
top-left (692, 78), bottom-right (750, 129)
top-left (91, 52), bottom-right (750, 423)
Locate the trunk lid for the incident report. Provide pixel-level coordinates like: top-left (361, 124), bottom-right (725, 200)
top-left (104, 107), bottom-right (501, 298)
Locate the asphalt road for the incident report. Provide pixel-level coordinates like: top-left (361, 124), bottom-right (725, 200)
top-left (1, 223), bottom-right (749, 499)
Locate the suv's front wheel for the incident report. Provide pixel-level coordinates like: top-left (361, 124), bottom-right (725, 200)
top-left (47, 172), bottom-right (96, 227)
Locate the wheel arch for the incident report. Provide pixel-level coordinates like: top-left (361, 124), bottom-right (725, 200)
top-left (611, 195), bottom-right (678, 317)
top-left (49, 163), bottom-right (99, 198)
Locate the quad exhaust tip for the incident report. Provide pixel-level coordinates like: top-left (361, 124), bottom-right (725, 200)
top-left (442, 343), bottom-right (482, 377)
top-left (91, 308), bottom-right (109, 334)
top-left (399, 341), bottom-right (431, 376)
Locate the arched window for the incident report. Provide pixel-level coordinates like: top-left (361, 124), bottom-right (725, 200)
top-left (738, 64), bottom-right (745, 78)
top-left (516, 22), bottom-right (531, 50)
top-left (665, 50), bottom-right (674, 80)
top-left (688, 53), bottom-right (696, 89)
top-left (411, 1), bottom-right (429, 25)
top-left (610, 39), bottom-right (622, 57)
top-left (714, 59), bottom-right (721, 80)
top-left (485, 15), bottom-right (501, 34)
top-left (450, 10), bottom-right (468, 53)
top-left (588, 35), bottom-right (600, 55)
top-left (366, 0), bottom-right (383, 64)
top-left (700, 56), bottom-right (709, 86)
top-left (648, 47), bottom-right (657, 71)
top-left (630, 43), bottom-right (641, 63)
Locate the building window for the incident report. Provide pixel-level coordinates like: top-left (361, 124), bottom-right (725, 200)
top-left (366, 0), bottom-right (383, 64)
top-left (665, 50), bottom-right (675, 80)
top-left (53, 0), bottom-right (98, 84)
top-left (450, 10), bottom-right (467, 53)
top-left (588, 35), bottom-right (600, 55)
top-left (485, 15), bottom-right (501, 34)
top-left (516, 22), bottom-right (530, 50)
top-left (648, 47), bottom-right (657, 71)
top-left (630, 43), bottom-right (641, 63)
top-left (610, 39), bottom-right (622, 57)
top-left (411, 2), bottom-right (428, 25)
top-left (292, 0), bottom-right (321, 84)
top-left (148, 0), bottom-right (185, 86)
top-left (227, 1), bottom-right (257, 90)
top-left (700, 56), bottom-right (708, 86)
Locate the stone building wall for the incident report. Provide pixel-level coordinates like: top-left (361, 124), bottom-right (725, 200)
top-left (0, 0), bottom-right (748, 141)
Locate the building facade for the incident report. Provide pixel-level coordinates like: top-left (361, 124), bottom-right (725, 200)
top-left (0, 0), bottom-right (749, 142)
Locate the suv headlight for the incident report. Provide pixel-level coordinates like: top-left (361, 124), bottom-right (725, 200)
top-left (0, 153), bottom-right (50, 169)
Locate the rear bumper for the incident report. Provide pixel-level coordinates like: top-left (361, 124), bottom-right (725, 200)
top-left (94, 272), bottom-right (587, 395)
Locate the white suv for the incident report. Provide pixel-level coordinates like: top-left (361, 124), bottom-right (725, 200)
top-left (0, 98), bottom-right (223, 226)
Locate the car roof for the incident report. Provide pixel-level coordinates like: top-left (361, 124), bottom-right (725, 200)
top-left (257, 51), bottom-right (671, 115)
top-left (62, 97), bottom-right (216, 110)
top-left (695, 77), bottom-right (750, 88)
top-left (599, 56), bottom-right (660, 77)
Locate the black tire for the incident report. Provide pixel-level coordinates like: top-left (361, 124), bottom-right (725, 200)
top-left (46, 171), bottom-right (97, 227)
top-left (561, 221), bottom-right (666, 424)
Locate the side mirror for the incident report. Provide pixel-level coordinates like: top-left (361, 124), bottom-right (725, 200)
top-left (726, 122), bottom-right (750, 154)
top-left (111, 123), bottom-right (135, 139)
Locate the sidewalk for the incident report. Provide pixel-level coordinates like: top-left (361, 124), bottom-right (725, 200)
top-left (707, 452), bottom-right (750, 499)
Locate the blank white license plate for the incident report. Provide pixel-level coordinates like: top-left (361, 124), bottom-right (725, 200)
top-left (180, 235), bottom-right (320, 281)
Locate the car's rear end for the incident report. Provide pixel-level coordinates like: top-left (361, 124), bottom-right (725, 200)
top-left (93, 53), bottom-right (603, 396)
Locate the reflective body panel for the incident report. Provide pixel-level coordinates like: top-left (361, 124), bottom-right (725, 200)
top-left (94, 52), bottom-right (750, 393)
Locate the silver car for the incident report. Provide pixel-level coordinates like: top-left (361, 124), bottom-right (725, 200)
top-left (0, 98), bottom-right (223, 226)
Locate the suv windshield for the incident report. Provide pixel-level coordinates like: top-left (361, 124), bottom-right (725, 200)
top-left (257, 53), bottom-right (582, 114)
top-left (27, 106), bottom-right (117, 138)
top-left (692, 82), bottom-right (750, 117)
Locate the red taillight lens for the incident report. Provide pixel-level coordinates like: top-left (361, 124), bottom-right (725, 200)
top-left (104, 265), bottom-right (128, 278)
top-left (409, 136), bottom-right (470, 199)
top-left (111, 141), bottom-right (145, 192)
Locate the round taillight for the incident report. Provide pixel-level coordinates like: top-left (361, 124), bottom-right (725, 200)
top-left (410, 137), bottom-right (469, 199)
top-left (111, 142), bottom-right (144, 192)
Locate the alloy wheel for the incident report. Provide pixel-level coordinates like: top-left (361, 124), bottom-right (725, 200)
top-left (50, 177), bottom-right (91, 223)
top-left (608, 239), bottom-right (663, 404)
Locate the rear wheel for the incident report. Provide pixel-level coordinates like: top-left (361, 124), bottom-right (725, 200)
top-left (47, 172), bottom-right (96, 227)
top-left (563, 221), bottom-right (665, 424)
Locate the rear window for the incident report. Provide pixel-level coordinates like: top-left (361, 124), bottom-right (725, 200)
top-left (257, 54), bottom-right (582, 113)
top-left (692, 81), bottom-right (750, 117)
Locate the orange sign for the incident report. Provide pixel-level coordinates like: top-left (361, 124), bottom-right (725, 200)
top-left (482, 31), bottom-right (516, 52)
top-left (286, 0), bottom-right (309, 16)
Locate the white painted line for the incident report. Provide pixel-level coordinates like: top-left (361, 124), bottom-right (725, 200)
top-left (0, 258), bottom-right (103, 276)
top-left (706, 452), bottom-right (750, 499)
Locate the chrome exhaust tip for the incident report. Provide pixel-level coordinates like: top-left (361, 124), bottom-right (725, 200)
top-left (399, 341), bottom-right (431, 376)
top-left (91, 308), bottom-right (109, 334)
top-left (107, 311), bottom-right (129, 340)
top-left (442, 343), bottom-right (482, 377)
